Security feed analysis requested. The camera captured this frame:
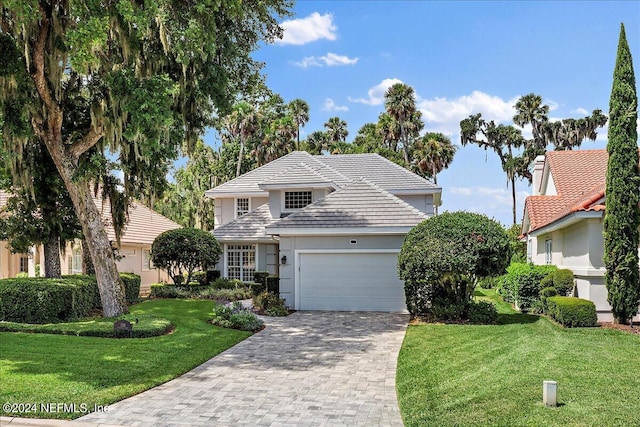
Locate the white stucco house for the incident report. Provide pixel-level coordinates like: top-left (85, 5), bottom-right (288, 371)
top-left (205, 150), bottom-right (441, 312)
top-left (521, 149), bottom-right (640, 322)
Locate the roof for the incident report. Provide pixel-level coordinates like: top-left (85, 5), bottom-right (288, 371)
top-left (212, 204), bottom-right (279, 242)
top-left (205, 151), bottom-right (441, 197)
top-left (265, 179), bottom-right (428, 233)
top-left (96, 197), bottom-right (181, 246)
top-left (523, 149), bottom-right (610, 234)
top-left (1, 189), bottom-right (180, 246)
top-left (258, 162), bottom-right (340, 190)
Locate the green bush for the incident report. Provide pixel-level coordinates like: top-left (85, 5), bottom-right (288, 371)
top-left (149, 283), bottom-right (251, 301)
top-left (0, 274), bottom-right (139, 323)
top-left (191, 271), bottom-right (208, 286)
top-left (210, 302), bottom-right (263, 332)
top-left (496, 263), bottom-right (557, 311)
top-left (540, 286), bottom-right (558, 313)
top-left (266, 276), bottom-right (279, 293)
top-left (251, 282), bottom-right (266, 296)
top-left (211, 277), bottom-right (241, 289)
top-left (197, 287), bottom-right (252, 301)
top-left (467, 300), bottom-right (498, 324)
top-left (253, 271), bottom-right (270, 285)
top-left (398, 211), bottom-right (511, 317)
top-left (477, 276), bottom-right (500, 289)
top-left (253, 291), bottom-right (287, 315)
top-left (149, 284), bottom-right (191, 299)
top-left (151, 228), bottom-right (222, 284)
top-left (119, 273), bottom-right (142, 304)
top-left (543, 269), bottom-right (575, 296)
top-left (547, 296), bottom-right (598, 327)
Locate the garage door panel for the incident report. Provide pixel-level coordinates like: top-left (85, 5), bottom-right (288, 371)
top-left (299, 252), bottom-right (406, 312)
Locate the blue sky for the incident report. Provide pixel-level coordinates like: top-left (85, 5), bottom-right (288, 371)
top-left (204, 1), bottom-right (640, 227)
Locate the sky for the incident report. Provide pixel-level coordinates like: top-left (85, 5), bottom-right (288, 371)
top-left (203, 1), bottom-right (640, 227)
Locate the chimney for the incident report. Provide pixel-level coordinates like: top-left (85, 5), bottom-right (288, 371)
top-left (532, 155), bottom-right (546, 196)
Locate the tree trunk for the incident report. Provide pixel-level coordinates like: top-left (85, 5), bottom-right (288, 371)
top-left (401, 125), bottom-right (410, 165)
top-left (236, 138), bottom-right (244, 177)
top-left (43, 236), bottom-right (62, 278)
top-left (82, 239), bottom-right (95, 276)
top-left (42, 138), bottom-right (127, 316)
top-left (511, 175), bottom-right (517, 225)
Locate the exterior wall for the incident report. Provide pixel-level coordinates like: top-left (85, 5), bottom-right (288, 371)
top-left (529, 217), bottom-right (639, 321)
top-left (398, 194), bottom-right (434, 215)
top-left (214, 196), bottom-right (269, 229)
top-left (0, 242), bottom-right (30, 279)
top-left (114, 244), bottom-right (170, 294)
top-left (277, 234), bottom-right (407, 308)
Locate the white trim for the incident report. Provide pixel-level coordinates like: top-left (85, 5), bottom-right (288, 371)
top-left (234, 197), bottom-right (251, 219)
top-left (205, 190), bottom-right (269, 198)
top-left (388, 188), bottom-right (441, 195)
top-left (294, 249), bottom-right (401, 310)
top-left (259, 182), bottom-right (337, 191)
top-left (266, 226), bottom-right (414, 236)
top-left (223, 244), bottom-right (228, 278)
top-left (281, 189), bottom-right (313, 213)
top-left (528, 211), bottom-right (603, 237)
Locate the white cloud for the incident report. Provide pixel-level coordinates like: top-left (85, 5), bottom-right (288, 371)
top-left (277, 12), bottom-right (337, 45)
top-left (417, 91), bottom-right (519, 136)
top-left (294, 52), bottom-right (358, 68)
top-left (348, 78), bottom-right (403, 106)
top-left (322, 98), bottom-right (348, 112)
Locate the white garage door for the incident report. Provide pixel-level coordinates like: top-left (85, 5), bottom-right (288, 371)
top-left (298, 252), bottom-right (406, 312)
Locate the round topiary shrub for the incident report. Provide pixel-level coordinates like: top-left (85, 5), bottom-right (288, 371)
top-left (398, 211), bottom-right (511, 318)
top-left (151, 228), bottom-right (222, 285)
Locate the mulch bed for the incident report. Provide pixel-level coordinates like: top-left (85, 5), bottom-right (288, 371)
top-left (598, 322), bottom-right (640, 335)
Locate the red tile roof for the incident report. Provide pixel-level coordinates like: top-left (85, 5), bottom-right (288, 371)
top-left (524, 149), bottom-right (610, 233)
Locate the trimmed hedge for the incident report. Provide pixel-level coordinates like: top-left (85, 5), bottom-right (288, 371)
top-left (547, 296), bottom-right (598, 327)
top-left (0, 274), bottom-right (141, 324)
top-left (149, 282), bottom-right (251, 301)
top-left (540, 269), bottom-right (575, 296)
top-left (496, 263), bottom-right (558, 311)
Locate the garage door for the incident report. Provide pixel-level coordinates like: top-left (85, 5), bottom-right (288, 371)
top-left (298, 252), bottom-right (406, 312)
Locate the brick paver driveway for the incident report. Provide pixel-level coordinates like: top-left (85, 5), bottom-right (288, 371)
top-left (79, 311), bottom-right (408, 427)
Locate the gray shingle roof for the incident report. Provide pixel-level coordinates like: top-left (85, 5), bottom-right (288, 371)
top-left (205, 151), bottom-right (440, 197)
top-left (213, 204), bottom-right (279, 242)
top-left (316, 153), bottom-right (439, 193)
top-left (259, 162), bottom-right (339, 190)
top-left (265, 179), bottom-right (428, 232)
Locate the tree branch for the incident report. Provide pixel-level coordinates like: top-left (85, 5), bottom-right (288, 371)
top-left (68, 126), bottom-right (104, 160)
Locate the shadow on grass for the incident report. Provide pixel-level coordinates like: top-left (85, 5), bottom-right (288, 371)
top-left (497, 312), bottom-right (541, 325)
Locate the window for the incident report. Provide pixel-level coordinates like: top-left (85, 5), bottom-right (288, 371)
top-left (142, 249), bottom-right (154, 271)
top-left (227, 245), bottom-right (256, 282)
top-left (68, 247), bottom-right (83, 274)
top-left (19, 255), bottom-right (29, 273)
top-left (284, 191), bottom-right (312, 210)
top-left (545, 239), bottom-right (552, 265)
top-left (236, 198), bottom-right (249, 218)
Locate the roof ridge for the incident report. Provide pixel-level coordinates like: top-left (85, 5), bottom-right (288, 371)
top-left (310, 156), bottom-right (353, 187)
top-left (357, 178), bottom-right (429, 218)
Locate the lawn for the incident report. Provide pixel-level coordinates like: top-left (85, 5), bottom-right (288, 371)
top-left (0, 299), bottom-right (250, 419)
top-left (397, 289), bottom-right (640, 427)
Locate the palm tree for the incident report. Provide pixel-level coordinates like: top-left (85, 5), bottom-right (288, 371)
top-left (513, 93), bottom-right (549, 151)
top-left (287, 99), bottom-right (310, 151)
top-left (384, 83), bottom-right (423, 165)
top-left (414, 133), bottom-right (457, 184)
top-left (376, 112), bottom-right (401, 151)
top-left (324, 117), bottom-right (349, 146)
top-left (304, 131), bottom-right (329, 155)
top-left (254, 116), bottom-right (295, 164)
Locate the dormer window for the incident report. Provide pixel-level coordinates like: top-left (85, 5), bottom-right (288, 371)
top-left (284, 191), bottom-right (312, 210)
top-left (236, 198), bottom-right (249, 218)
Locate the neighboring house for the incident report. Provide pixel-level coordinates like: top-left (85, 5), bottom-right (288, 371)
top-left (205, 150), bottom-right (441, 312)
top-left (521, 149), bottom-right (640, 322)
top-left (0, 190), bottom-right (180, 294)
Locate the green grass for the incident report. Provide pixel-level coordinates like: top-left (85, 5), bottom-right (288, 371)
top-left (398, 289), bottom-right (640, 427)
top-left (0, 299), bottom-right (250, 419)
top-left (0, 313), bottom-right (173, 338)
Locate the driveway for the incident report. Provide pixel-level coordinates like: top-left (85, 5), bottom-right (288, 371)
top-left (78, 311), bottom-right (408, 427)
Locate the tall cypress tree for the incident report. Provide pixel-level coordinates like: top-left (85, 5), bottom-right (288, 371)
top-left (604, 23), bottom-right (640, 324)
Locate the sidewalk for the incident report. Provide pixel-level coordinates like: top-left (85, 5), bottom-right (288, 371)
top-left (0, 416), bottom-right (127, 427)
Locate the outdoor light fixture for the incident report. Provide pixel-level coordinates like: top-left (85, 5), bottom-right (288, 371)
top-left (281, 255), bottom-right (287, 265)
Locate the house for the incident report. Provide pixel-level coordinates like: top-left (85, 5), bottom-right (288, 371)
top-left (521, 149), bottom-right (640, 322)
top-left (205, 150), bottom-right (441, 312)
top-left (0, 190), bottom-right (180, 294)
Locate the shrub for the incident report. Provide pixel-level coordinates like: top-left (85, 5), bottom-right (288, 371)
top-left (266, 276), bottom-right (279, 294)
top-left (539, 286), bottom-right (558, 313)
top-left (149, 283), bottom-right (251, 301)
top-left (210, 302), bottom-right (263, 331)
top-left (477, 276), bottom-right (500, 289)
top-left (206, 270), bottom-right (221, 283)
top-left (0, 274), bottom-right (139, 323)
top-left (251, 282), bottom-right (266, 296)
top-left (542, 269), bottom-right (575, 296)
top-left (149, 284), bottom-right (191, 299)
top-left (253, 291), bottom-right (287, 315)
top-left (151, 228), bottom-right (222, 284)
top-left (547, 296), bottom-right (598, 327)
top-left (119, 273), bottom-right (142, 304)
top-left (211, 277), bottom-right (241, 289)
top-left (467, 300), bottom-right (498, 324)
top-left (496, 263), bottom-right (557, 311)
top-left (191, 271), bottom-right (208, 286)
top-left (253, 271), bottom-right (270, 286)
top-left (399, 211), bottom-right (511, 317)
top-left (198, 287), bottom-right (252, 301)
